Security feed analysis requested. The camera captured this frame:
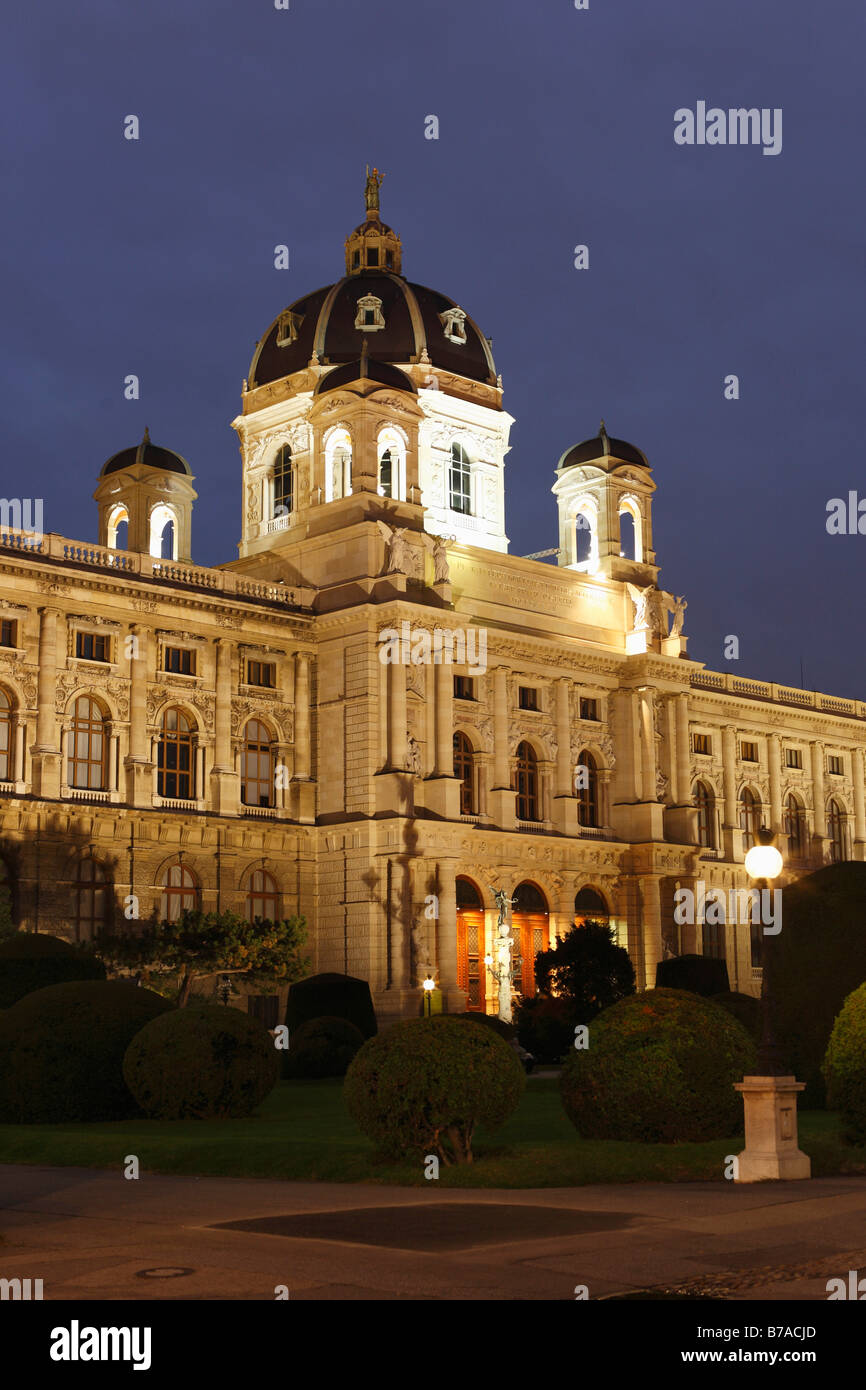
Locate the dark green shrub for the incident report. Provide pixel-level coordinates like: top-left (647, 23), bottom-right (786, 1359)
top-left (560, 988), bottom-right (756, 1143)
top-left (284, 1015), bottom-right (364, 1079)
top-left (764, 863), bottom-right (866, 1105)
top-left (655, 954), bottom-right (730, 997)
top-left (344, 1016), bottom-right (525, 1163)
top-left (712, 991), bottom-right (761, 1041)
top-left (535, 922), bottom-right (635, 1023)
top-left (516, 995), bottom-right (574, 1063)
top-left (286, 972), bottom-right (377, 1039)
top-left (0, 980), bottom-right (170, 1123)
top-left (0, 932), bottom-right (106, 1008)
top-left (823, 982), bottom-right (866, 1144)
top-left (457, 1010), bottom-right (516, 1042)
top-left (123, 1005), bottom-right (279, 1119)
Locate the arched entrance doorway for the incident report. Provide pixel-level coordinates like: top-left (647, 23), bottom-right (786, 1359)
top-left (573, 886), bottom-right (609, 927)
top-left (456, 876), bottom-right (486, 1012)
top-left (511, 880), bottom-right (549, 998)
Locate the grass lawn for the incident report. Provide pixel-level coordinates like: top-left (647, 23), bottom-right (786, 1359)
top-left (1, 1079), bottom-right (865, 1187)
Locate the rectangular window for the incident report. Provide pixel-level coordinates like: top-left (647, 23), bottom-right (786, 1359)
top-left (692, 732), bottom-right (712, 756)
top-left (453, 675), bottom-right (475, 700)
top-left (0, 619), bottom-right (16, 648)
top-left (518, 686), bottom-right (539, 712)
top-left (741, 741), bottom-right (759, 763)
top-left (164, 646), bottom-right (196, 676)
top-left (247, 660), bottom-right (276, 689)
top-left (367, 247), bottom-right (379, 266)
top-left (75, 631), bottom-right (109, 663)
top-left (828, 754), bottom-right (844, 776)
top-left (785, 748), bottom-right (803, 769)
top-left (579, 696), bottom-right (598, 721)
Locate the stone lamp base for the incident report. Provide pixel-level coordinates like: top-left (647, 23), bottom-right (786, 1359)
top-left (734, 1075), bottom-right (811, 1182)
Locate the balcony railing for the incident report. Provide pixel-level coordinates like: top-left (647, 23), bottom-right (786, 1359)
top-left (0, 528), bottom-right (313, 608)
top-left (691, 669), bottom-right (866, 720)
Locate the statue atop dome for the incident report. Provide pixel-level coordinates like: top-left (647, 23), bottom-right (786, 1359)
top-left (364, 165), bottom-right (384, 215)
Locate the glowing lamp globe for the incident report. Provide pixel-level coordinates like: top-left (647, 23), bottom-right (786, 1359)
top-left (422, 976), bottom-right (435, 993)
top-left (744, 843), bottom-right (783, 881)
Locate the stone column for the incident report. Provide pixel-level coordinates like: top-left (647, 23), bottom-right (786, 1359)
top-left (125, 625), bottom-right (152, 807)
top-left (555, 679), bottom-right (572, 796)
top-left (639, 689), bottom-right (656, 800)
top-left (811, 741), bottom-right (826, 847)
top-left (31, 606), bottom-right (61, 797)
top-left (434, 658), bottom-right (453, 775)
top-left (768, 734), bottom-right (782, 833)
top-left (210, 638), bottom-right (239, 814)
top-left (722, 724), bottom-right (739, 861)
top-left (676, 694), bottom-right (691, 805)
top-left (15, 717), bottom-right (25, 784)
top-left (853, 747), bottom-right (866, 856)
top-left (386, 655), bottom-right (406, 771)
top-left (109, 731), bottom-right (119, 792)
top-left (294, 652), bottom-right (311, 779)
top-left (641, 875), bottom-right (664, 990)
top-left (489, 665), bottom-right (515, 828)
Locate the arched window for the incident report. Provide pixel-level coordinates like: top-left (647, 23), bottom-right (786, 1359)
top-left (619, 510), bottom-right (636, 560)
top-left (158, 707), bottom-right (194, 800)
top-left (739, 787), bottom-right (760, 852)
top-left (449, 442), bottom-right (471, 515)
top-left (453, 730), bottom-right (475, 815)
top-left (694, 780), bottom-right (715, 849)
top-left (149, 503), bottom-right (178, 560)
top-left (159, 861), bottom-right (198, 923)
top-left (74, 857), bottom-right (108, 943)
top-left (828, 799), bottom-right (848, 863)
top-left (785, 793), bottom-right (807, 860)
top-left (68, 696), bottom-right (107, 790)
top-left (575, 510), bottom-right (593, 565)
top-left (379, 448), bottom-right (393, 497)
top-left (242, 719), bottom-right (274, 807)
top-left (456, 876), bottom-right (485, 1011)
top-left (107, 503), bottom-right (129, 550)
top-left (377, 427), bottom-right (406, 501)
top-left (456, 876), bottom-right (483, 909)
top-left (511, 881), bottom-right (549, 998)
top-left (574, 886), bottom-right (609, 924)
top-left (576, 750), bottom-right (599, 828)
top-left (246, 869), bottom-right (279, 923)
top-left (326, 429), bottom-right (352, 501)
top-left (0, 688), bottom-right (12, 782)
top-left (273, 445), bottom-right (293, 519)
top-left (514, 741), bottom-right (539, 821)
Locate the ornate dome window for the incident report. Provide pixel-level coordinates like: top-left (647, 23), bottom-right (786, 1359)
top-left (354, 293), bottom-right (385, 332)
top-left (440, 307), bottom-right (467, 344)
top-left (276, 310), bottom-right (303, 347)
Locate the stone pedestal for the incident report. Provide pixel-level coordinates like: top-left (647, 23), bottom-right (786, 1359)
top-left (375, 769), bottom-right (414, 816)
top-left (424, 774), bottom-right (460, 819)
top-left (290, 778), bottom-right (317, 824)
top-left (30, 748), bottom-right (61, 799)
top-left (551, 794), bottom-right (580, 834)
top-left (124, 757), bottom-right (154, 808)
top-left (488, 787), bottom-right (516, 830)
top-left (734, 1075), bottom-right (811, 1181)
top-left (209, 767), bottom-right (239, 816)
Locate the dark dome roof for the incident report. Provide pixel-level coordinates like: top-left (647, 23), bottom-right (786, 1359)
top-left (315, 356), bottom-right (416, 395)
top-left (250, 273), bottom-right (496, 389)
top-left (101, 431), bottom-right (191, 478)
top-left (558, 424), bottom-right (648, 471)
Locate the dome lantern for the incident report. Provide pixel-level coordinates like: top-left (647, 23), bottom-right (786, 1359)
top-left (344, 166), bottom-right (403, 276)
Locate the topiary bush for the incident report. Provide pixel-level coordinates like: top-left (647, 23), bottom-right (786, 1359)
top-left (764, 863), bottom-right (866, 1105)
top-left (123, 1004), bottom-right (280, 1119)
top-left (457, 1010), bottom-right (516, 1042)
top-left (655, 954), bottom-right (730, 998)
top-left (286, 972), bottom-right (377, 1039)
top-left (560, 988), bottom-right (756, 1143)
top-left (712, 991), bottom-right (761, 1042)
top-left (344, 1016), bottom-right (525, 1164)
top-left (0, 980), bottom-right (170, 1123)
top-left (283, 1015), bottom-right (364, 1079)
top-left (823, 982), bottom-right (866, 1144)
top-left (0, 932), bottom-right (106, 1008)
top-left (515, 996), bottom-right (574, 1063)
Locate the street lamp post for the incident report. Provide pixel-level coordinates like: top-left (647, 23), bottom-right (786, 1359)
top-left (734, 827), bottom-right (811, 1182)
top-left (422, 975), bottom-right (435, 1018)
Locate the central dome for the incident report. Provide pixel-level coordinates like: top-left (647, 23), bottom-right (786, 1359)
top-left (248, 174), bottom-right (497, 391)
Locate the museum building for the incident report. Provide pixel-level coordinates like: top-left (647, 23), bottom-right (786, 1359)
top-left (1, 175), bottom-right (864, 1022)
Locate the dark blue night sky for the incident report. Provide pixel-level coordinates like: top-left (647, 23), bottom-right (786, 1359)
top-left (3, 1), bottom-right (863, 693)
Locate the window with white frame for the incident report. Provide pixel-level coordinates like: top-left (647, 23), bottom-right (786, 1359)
top-left (449, 441), bottom-right (472, 515)
top-left (354, 294), bottom-right (385, 332)
top-left (325, 428), bottom-right (353, 501)
top-left (439, 307), bottom-right (467, 344)
top-left (377, 427), bottom-right (405, 500)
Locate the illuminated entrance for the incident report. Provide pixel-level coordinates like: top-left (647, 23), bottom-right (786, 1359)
top-left (456, 876), bottom-right (486, 1011)
top-left (511, 880), bottom-right (549, 999)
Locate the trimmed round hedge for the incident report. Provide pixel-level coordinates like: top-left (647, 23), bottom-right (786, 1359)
top-left (286, 973), bottom-right (377, 1039)
top-left (0, 980), bottom-right (170, 1123)
top-left (457, 1010), bottom-right (516, 1042)
top-left (344, 1016), bottom-right (525, 1163)
top-left (0, 932), bottom-right (106, 1008)
top-left (823, 982), bottom-right (866, 1144)
top-left (123, 1004), bottom-right (280, 1119)
top-left (283, 1015), bottom-right (364, 1079)
top-left (560, 988), bottom-right (756, 1143)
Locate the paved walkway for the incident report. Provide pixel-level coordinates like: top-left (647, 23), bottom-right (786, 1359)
top-left (2, 1165), bottom-right (865, 1300)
